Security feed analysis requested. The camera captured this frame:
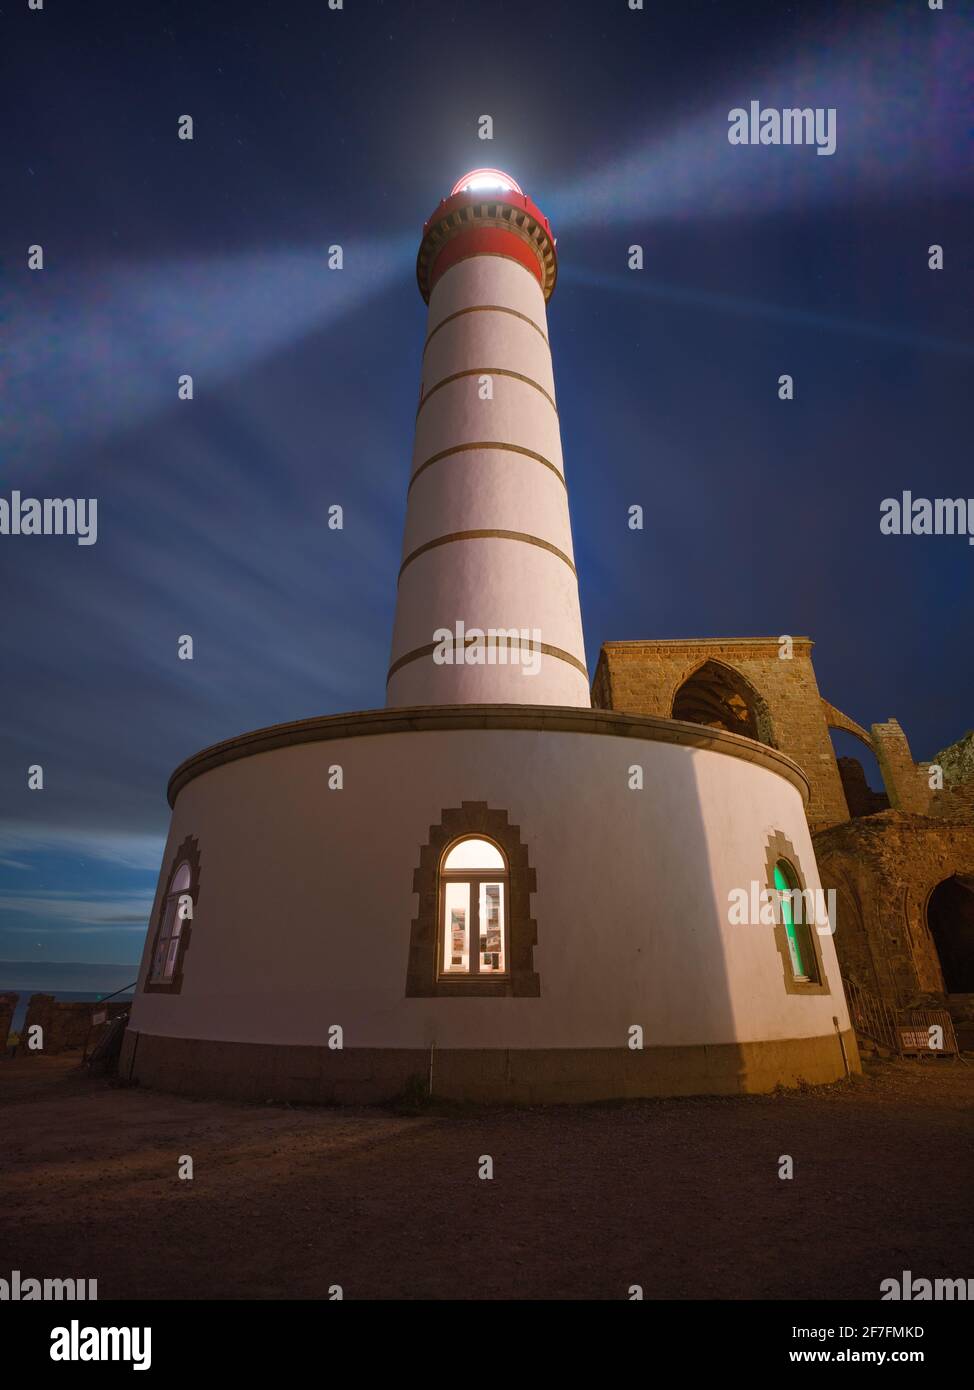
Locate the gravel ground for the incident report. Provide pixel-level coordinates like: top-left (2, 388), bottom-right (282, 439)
top-left (1, 1054), bottom-right (972, 1300)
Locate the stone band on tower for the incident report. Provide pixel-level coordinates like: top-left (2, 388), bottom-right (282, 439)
top-left (386, 169), bottom-right (590, 708)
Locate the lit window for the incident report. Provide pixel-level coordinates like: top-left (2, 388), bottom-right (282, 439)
top-left (773, 859), bottom-right (819, 984)
top-left (405, 804), bottom-right (540, 999)
top-left (439, 837), bottom-right (508, 978)
top-left (149, 859), bottom-right (194, 986)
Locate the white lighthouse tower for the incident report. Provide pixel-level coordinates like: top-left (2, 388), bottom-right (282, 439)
top-left (123, 167), bottom-right (858, 1107)
top-left (386, 169), bottom-right (590, 708)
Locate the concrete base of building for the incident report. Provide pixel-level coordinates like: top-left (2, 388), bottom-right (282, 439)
top-left (119, 1028), bottom-right (859, 1106)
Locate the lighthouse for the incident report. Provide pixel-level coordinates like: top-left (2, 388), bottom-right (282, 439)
top-left (386, 169), bottom-right (590, 708)
top-left (123, 166), bottom-right (857, 1107)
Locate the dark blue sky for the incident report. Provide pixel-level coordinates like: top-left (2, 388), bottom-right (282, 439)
top-left (1, 0), bottom-right (971, 987)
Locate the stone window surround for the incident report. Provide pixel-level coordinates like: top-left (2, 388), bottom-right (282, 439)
top-left (764, 829), bottom-right (831, 996)
top-left (406, 802), bottom-right (540, 998)
top-left (143, 835), bottom-right (201, 996)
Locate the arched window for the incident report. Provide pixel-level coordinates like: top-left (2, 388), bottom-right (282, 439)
top-left (406, 803), bottom-right (539, 998)
top-left (763, 832), bottom-right (829, 996)
top-left (145, 837), bottom-right (200, 994)
top-left (773, 858), bottom-right (819, 985)
top-left (439, 836), bottom-right (509, 979)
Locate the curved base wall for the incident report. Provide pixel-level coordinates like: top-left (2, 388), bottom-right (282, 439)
top-left (120, 1030), bottom-right (858, 1106)
top-left (126, 707), bottom-right (860, 1104)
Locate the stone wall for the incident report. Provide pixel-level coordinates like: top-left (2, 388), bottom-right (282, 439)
top-left (591, 637), bottom-right (973, 836)
top-left (592, 638), bottom-right (851, 830)
top-left (933, 729), bottom-right (974, 787)
top-left (872, 719), bottom-right (931, 814)
top-left (0, 992), bottom-right (18, 1047)
top-left (837, 757), bottom-right (889, 819)
top-left (20, 995), bottom-right (129, 1055)
top-left (813, 812), bottom-right (974, 1043)
top-left (926, 731), bottom-right (974, 823)
top-left (928, 779), bottom-right (974, 824)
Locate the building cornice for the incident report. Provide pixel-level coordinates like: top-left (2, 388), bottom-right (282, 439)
top-left (600, 636), bottom-right (814, 652)
top-left (168, 705), bottom-right (810, 808)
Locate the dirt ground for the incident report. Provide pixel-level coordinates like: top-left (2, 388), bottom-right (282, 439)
top-left (1, 1054), bottom-right (972, 1300)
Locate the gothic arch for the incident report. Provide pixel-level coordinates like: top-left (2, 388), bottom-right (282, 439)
top-left (671, 659), bottom-right (776, 748)
top-left (926, 873), bottom-right (974, 994)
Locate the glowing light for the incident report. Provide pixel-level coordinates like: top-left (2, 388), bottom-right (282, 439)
top-left (451, 168), bottom-right (523, 196)
top-left (546, 18), bottom-right (967, 229)
top-left (5, 234), bottom-right (415, 464)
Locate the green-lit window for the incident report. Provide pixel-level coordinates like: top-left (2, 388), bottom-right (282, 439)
top-left (774, 859), bottom-right (819, 984)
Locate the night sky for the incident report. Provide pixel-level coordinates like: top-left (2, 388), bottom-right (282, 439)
top-left (1, 0), bottom-right (971, 989)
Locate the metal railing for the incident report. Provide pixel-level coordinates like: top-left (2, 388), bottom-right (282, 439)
top-left (843, 975), bottom-right (899, 1052)
top-left (80, 982), bottom-right (137, 1064)
top-left (842, 976), bottom-right (959, 1057)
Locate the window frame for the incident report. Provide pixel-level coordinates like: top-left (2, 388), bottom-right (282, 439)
top-left (774, 857), bottom-right (819, 985)
top-left (405, 802), bottom-right (540, 999)
top-left (763, 830), bottom-right (830, 997)
top-left (437, 834), bottom-right (510, 982)
top-left (143, 835), bottom-right (201, 995)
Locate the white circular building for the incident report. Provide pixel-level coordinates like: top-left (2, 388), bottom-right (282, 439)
top-left (122, 171), bottom-right (858, 1103)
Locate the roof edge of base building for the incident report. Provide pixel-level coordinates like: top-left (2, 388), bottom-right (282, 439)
top-left (166, 704), bottom-right (811, 809)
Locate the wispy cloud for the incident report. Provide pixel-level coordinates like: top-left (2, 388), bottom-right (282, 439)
top-left (549, 21), bottom-right (965, 229)
top-left (0, 890), bottom-right (153, 930)
top-left (560, 266), bottom-right (974, 358)
top-left (0, 825), bottom-right (165, 872)
top-left (2, 236), bottom-right (415, 469)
